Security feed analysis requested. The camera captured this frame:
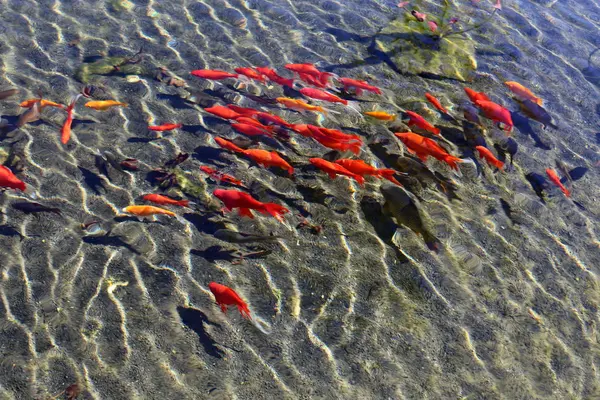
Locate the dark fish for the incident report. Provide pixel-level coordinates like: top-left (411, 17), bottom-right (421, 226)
top-left (380, 184), bottom-right (440, 251)
top-left (213, 229), bottom-right (280, 244)
top-left (103, 151), bottom-right (125, 172)
top-left (499, 198), bottom-right (519, 225)
top-left (0, 89), bottom-right (18, 101)
top-left (164, 152), bottom-right (189, 169)
top-left (395, 156), bottom-right (461, 200)
top-left (17, 102), bottom-right (41, 127)
top-left (12, 201), bottom-right (61, 215)
top-left (461, 120), bottom-right (487, 147)
top-left (120, 158), bottom-right (139, 171)
top-left (0, 225), bottom-right (26, 241)
top-left (321, 150), bottom-right (343, 162)
top-left (517, 99), bottom-right (557, 129)
top-left (493, 137), bottom-right (518, 166)
top-left (525, 172), bottom-right (548, 203)
top-left (95, 154), bottom-right (110, 179)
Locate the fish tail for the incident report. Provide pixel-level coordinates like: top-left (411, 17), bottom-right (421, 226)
top-left (238, 303), bottom-right (252, 319)
top-left (433, 127), bottom-right (441, 135)
top-left (348, 142), bottom-right (362, 155)
top-left (378, 169), bottom-right (403, 186)
top-left (177, 200), bottom-right (190, 207)
top-left (495, 160), bottom-right (505, 170)
top-left (262, 203), bottom-right (289, 222)
top-left (353, 174), bottom-right (365, 185)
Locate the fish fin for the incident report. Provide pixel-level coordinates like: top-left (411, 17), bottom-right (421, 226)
top-left (238, 208), bottom-right (255, 218)
top-left (353, 175), bottom-right (365, 185)
top-left (237, 303), bottom-right (252, 319)
top-left (327, 172), bottom-right (338, 179)
top-left (405, 147), bottom-right (417, 155)
top-left (355, 88), bottom-right (364, 96)
top-left (177, 200), bottom-right (190, 207)
top-left (262, 203), bottom-right (289, 222)
top-left (417, 153), bottom-right (428, 163)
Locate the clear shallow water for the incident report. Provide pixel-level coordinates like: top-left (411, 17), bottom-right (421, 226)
top-left (0, 0), bottom-right (599, 399)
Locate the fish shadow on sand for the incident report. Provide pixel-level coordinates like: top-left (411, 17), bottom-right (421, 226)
top-left (183, 213), bottom-right (227, 235)
top-left (191, 246), bottom-right (242, 262)
top-left (176, 306), bottom-right (225, 359)
top-left (71, 119), bottom-right (97, 129)
top-left (193, 146), bottom-right (228, 165)
top-left (156, 94), bottom-right (197, 110)
top-left (82, 235), bottom-right (141, 254)
top-left (511, 112), bottom-right (552, 150)
top-left (78, 166), bottom-right (105, 195)
top-left (128, 136), bottom-right (158, 144)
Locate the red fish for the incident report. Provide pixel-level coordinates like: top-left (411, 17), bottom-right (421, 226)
top-left (545, 168), bottom-right (570, 197)
top-left (475, 146), bottom-right (504, 169)
top-left (214, 137), bottom-right (245, 153)
top-left (213, 189), bottom-right (289, 222)
top-left (241, 149), bottom-right (294, 175)
top-left (143, 194), bottom-right (189, 207)
top-left (425, 93), bottom-right (448, 114)
top-left (309, 158), bottom-right (365, 185)
top-left (411, 10), bottom-right (427, 21)
top-left (234, 67), bottom-right (266, 82)
top-left (231, 123), bottom-right (273, 138)
top-left (297, 72), bottom-right (327, 88)
top-left (255, 67), bottom-right (295, 88)
top-left (255, 111), bottom-right (293, 128)
top-left (464, 87), bottom-right (490, 103)
top-left (0, 165), bottom-right (26, 191)
top-left (200, 166), bottom-right (244, 187)
top-left (337, 78), bottom-right (382, 96)
top-left (300, 88), bottom-right (348, 105)
top-left (306, 125), bottom-right (362, 154)
top-left (284, 63), bottom-right (322, 77)
top-left (148, 123), bottom-right (182, 131)
top-left (395, 132), bottom-right (466, 170)
top-left (233, 116), bottom-right (275, 131)
top-left (226, 105), bottom-right (261, 116)
top-left (335, 159), bottom-right (402, 185)
top-left (204, 105), bottom-right (242, 120)
top-left (475, 100), bottom-right (513, 133)
top-left (406, 111), bottom-right (440, 135)
top-left (191, 70), bottom-right (238, 80)
top-left (61, 95), bottom-right (80, 144)
top-left (208, 282), bottom-right (251, 319)
top-left (311, 126), bottom-right (362, 144)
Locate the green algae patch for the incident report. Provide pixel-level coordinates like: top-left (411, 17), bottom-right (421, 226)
top-left (75, 56), bottom-right (150, 83)
top-left (376, 17), bottom-right (477, 82)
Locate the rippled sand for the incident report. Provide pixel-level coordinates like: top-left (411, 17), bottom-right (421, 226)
top-left (0, 0), bottom-right (599, 399)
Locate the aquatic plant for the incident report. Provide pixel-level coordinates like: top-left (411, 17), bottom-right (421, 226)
top-left (376, 0), bottom-right (501, 81)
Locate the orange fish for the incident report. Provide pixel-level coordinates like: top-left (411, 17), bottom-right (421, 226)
top-left (20, 98), bottom-right (65, 110)
top-left (475, 146), bottom-right (504, 169)
top-left (213, 189), bottom-right (289, 222)
top-left (208, 282), bottom-right (251, 319)
top-left (84, 100), bottom-right (127, 111)
top-left (0, 165), bottom-right (26, 191)
top-left (214, 137), bottom-right (244, 153)
top-left (284, 63), bottom-right (322, 77)
top-left (505, 81), bottom-right (542, 105)
top-left (148, 123), bottom-right (182, 131)
top-left (200, 166), bottom-right (244, 187)
top-left (241, 149), bottom-right (294, 175)
top-left (191, 69), bottom-right (238, 80)
top-left (394, 132), bottom-right (466, 170)
top-left (61, 95), bottom-right (80, 144)
top-left (142, 194), bottom-right (189, 207)
top-left (231, 123), bottom-right (273, 138)
top-left (204, 105), bottom-right (242, 120)
top-left (255, 111), bottom-right (293, 128)
top-left (545, 168), bottom-right (570, 197)
top-left (338, 78), bottom-right (382, 95)
top-left (122, 205), bottom-right (177, 217)
top-left (309, 158), bottom-right (365, 185)
top-left (335, 159), bottom-right (401, 185)
top-left (464, 87), bottom-right (490, 103)
top-left (406, 111), bottom-right (440, 135)
top-left (425, 93), bottom-right (448, 114)
top-left (364, 111), bottom-right (396, 121)
top-left (276, 97), bottom-right (326, 114)
top-left (475, 100), bottom-right (513, 133)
